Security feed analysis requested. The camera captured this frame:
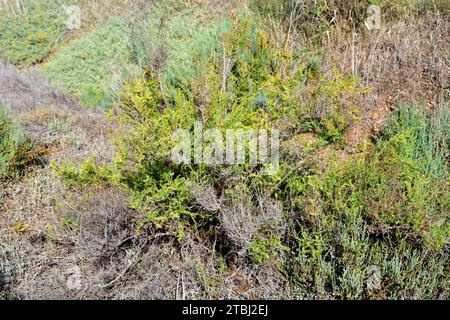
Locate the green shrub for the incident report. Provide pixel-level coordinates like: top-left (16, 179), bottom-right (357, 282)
top-left (286, 103), bottom-right (449, 299)
top-left (54, 14), bottom-right (448, 299)
top-left (109, 17), bottom-right (315, 227)
top-left (0, 108), bottom-right (35, 179)
top-left (381, 104), bottom-right (449, 178)
top-left (54, 159), bottom-right (114, 188)
top-left (250, 0), bottom-right (372, 40)
top-left (56, 17), bottom-right (362, 237)
top-left (368, 104), bottom-right (449, 247)
top-left (249, 234), bottom-right (287, 265)
top-left (289, 104), bottom-right (449, 246)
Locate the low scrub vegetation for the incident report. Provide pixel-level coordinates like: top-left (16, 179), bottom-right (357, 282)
top-left (286, 103), bottom-right (449, 299)
top-left (0, 109), bottom-right (36, 179)
top-left (55, 16), bottom-right (449, 299)
top-left (0, 0), bottom-right (448, 300)
top-left (0, 0), bottom-right (68, 67)
top-left (42, 3), bottom-right (231, 107)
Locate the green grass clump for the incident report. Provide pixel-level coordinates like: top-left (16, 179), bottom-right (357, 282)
top-left (0, 0), bottom-right (69, 67)
top-left (0, 109), bottom-right (35, 179)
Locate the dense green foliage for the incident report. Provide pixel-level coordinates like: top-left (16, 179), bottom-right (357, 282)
top-left (0, 0), bottom-right (68, 66)
top-left (59, 18), bottom-right (361, 232)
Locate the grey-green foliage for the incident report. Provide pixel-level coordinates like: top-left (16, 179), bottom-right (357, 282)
top-left (127, 5), bottom-right (232, 87)
top-left (382, 103), bottom-right (449, 178)
top-left (0, 108), bottom-right (33, 179)
top-left (291, 213), bottom-right (449, 300)
top-left (42, 16), bottom-right (132, 108)
top-left (42, 4), bottom-right (232, 107)
top-left (162, 10), bottom-right (232, 88)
